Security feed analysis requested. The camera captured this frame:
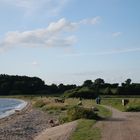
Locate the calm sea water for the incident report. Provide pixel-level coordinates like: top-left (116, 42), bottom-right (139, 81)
top-left (0, 98), bottom-right (27, 119)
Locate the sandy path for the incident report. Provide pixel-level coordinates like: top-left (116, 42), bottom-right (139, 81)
top-left (35, 121), bottom-right (77, 140)
top-left (100, 105), bottom-right (140, 140)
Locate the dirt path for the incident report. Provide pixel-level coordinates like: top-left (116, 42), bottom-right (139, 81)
top-left (35, 121), bottom-right (77, 140)
top-left (100, 105), bottom-right (140, 140)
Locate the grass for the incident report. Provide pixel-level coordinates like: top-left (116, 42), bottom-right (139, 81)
top-left (102, 98), bottom-right (125, 111)
top-left (70, 119), bottom-right (101, 140)
top-left (96, 105), bottom-right (112, 118)
top-left (101, 95), bottom-right (140, 98)
top-left (125, 98), bottom-right (140, 111)
top-left (102, 98), bottom-right (140, 112)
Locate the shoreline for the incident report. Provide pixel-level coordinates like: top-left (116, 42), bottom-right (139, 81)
top-left (0, 98), bottom-right (57, 140)
top-left (0, 99), bottom-right (31, 126)
top-left (0, 98), bottom-right (28, 120)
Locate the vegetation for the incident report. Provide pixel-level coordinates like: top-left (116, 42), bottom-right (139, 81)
top-left (64, 87), bottom-right (98, 99)
top-left (102, 98), bottom-right (125, 111)
top-left (64, 78), bottom-right (140, 98)
top-left (70, 119), bottom-right (101, 140)
top-left (125, 105), bottom-right (140, 112)
top-left (102, 98), bottom-right (140, 112)
top-left (32, 97), bottom-right (112, 123)
top-left (0, 74), bottom-right (140, 98)
top-left (0, 74), bottom-right (76, 95)
top-left (66, 106), bottom-right (99, 120)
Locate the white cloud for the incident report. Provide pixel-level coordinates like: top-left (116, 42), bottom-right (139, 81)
top-left (0, 17), bottom-right (100, 52)
top-left (79, 16), bottom-right (101, 25)
top-left (112, 32), bottom-right (122, 37)
top-left (2, 0), bottom-right (69, 16)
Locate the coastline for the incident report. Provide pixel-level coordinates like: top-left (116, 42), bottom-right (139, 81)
top-left (0, 99), bottom-right (31, 126)
top-left (0, 98), bottom-right (56, 140)
top-left (0, 98), bottom-right (28, 120)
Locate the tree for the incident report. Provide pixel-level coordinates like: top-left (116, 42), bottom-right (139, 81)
top-left (83, 80), bottom-right (93, 87)
top-left (94, 78), bottom-right (105, 85)
top-left (125, 79), bottom-right (131, 85)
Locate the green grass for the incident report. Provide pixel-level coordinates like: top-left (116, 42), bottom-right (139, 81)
top-left (102, 98), bottom-right (125, 111)
top-left (101, 95), bottom-right (140, 98)
top-left (96, 105), bottom-right (112, 118)
top-left (70, 119), bottom-right (101, 140)
top-left (102, 98), bottom-right (140, 112)
top-left (69, 105), bottom-right (111, 140)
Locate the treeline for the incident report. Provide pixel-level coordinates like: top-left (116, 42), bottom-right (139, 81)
top-left (0, 74), bottom-right (76, 95)
top-left (64, 78), bottom-right (140, 99)
top-left (0, 74), bottom-right (140, 98)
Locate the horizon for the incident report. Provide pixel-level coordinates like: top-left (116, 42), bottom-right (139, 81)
top-left (0, 0), bottom-right (140, 85)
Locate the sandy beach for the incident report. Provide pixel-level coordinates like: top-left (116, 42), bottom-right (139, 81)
top-left (0, 101), bottom-right (57, 140)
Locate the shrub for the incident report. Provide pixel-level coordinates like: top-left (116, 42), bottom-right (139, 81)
top-left (33, 99), bottom-right (46, 108)
top-left (67, 106), bottom-right (98, 121)
top-left (42, 104), bottom-right (67, 111)
top-left (59, 116), bottom-right (70, 124)
top-left (125, 105), bottom-right (140, 112)
top-left (64, 87), bottom-right (97, 99)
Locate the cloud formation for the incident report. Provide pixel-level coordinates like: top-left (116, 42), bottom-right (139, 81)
top-left (79, 16), bottom-right (101, 25)
top-left (3, 0), bottom-right (69, 16)
top-left (0, 17), bottom-right (100, 52)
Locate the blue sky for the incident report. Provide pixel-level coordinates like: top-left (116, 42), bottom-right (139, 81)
top-left (0, 0), bottom-right (140, 85)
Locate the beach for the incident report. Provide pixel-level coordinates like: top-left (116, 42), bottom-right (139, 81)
top-left (0, 98), bottom-right (28, 119)
top-left (0, 101), bottom-right (56, 140)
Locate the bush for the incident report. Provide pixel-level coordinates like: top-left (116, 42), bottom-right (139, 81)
top-left (59, 116), bottom-right (70, 124)
top-left (67, 106), bottom-right (98, 121)
top-left (64, 87), bottom-right (97, 99)
top-left (42, 104), bottom-right (67, 111)
top-left (125, 105), bottom-right (140, 112)
top-left (33, 99), bottom-right (46, 108)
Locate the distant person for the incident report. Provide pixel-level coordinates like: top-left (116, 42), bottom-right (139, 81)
top-left (98, 96), bottom-right (101, 104)
top-left (96, 96), bottom-right (101, 104)
top-left (95, 97), bottom-right (98, 104)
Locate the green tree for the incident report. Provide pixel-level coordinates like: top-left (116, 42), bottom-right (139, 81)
top-left (125, 79), bottom-right (132, 85)
top-left (94, 78), bottom-right (105, 85)
top-left (83, 80), bottom-right (93, 87)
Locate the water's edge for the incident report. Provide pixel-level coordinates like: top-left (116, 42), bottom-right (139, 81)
top-left (0, 98), bottom-right (27, 119)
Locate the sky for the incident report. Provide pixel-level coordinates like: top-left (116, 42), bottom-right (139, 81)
top-left (0, 0), bottom-right (140, 85)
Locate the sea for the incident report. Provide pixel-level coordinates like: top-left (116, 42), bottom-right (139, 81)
top-left (0, 98), bottom-right (27, 119)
